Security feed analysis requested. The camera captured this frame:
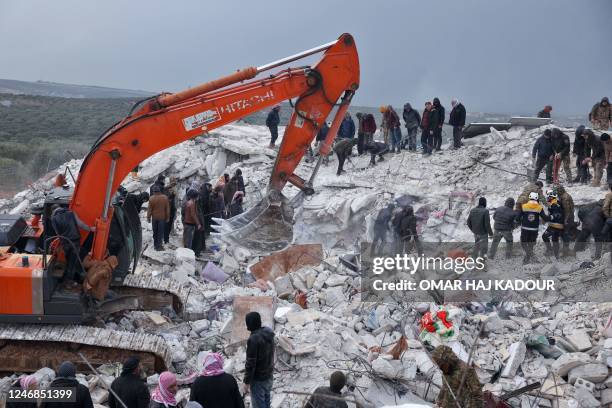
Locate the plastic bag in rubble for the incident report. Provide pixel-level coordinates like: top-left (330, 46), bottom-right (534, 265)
top-left (201, 262), bottom-right (229, 283)
top-left (365, 309), bottom-right (379, 330)
top-left (525, 333), bottom-right (562, 359)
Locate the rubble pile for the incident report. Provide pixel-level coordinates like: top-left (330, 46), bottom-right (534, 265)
top-left (2, 122), bottom-right (612, 407)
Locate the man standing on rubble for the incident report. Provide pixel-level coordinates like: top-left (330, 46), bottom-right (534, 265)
top-left (244, 311), bottom-right (275, 408)
top-left (432, 98), bottom-right (445, 151)
top-left (163, 178), bottom-right (178, 245)
top-left (573, 126), bottom-right (590, 184)
top-left (590, 97), bottom-right (611, 130)
top-left (448, 99), bottom-right (466, 149)
top-left (370, 204), bottom-right (395, 255)
top-left (333, 138), bottom-right (357, 176)
top-left (542, 190), bottom-right (571, 259)
top-left (108, 357), bottom-right (150, 408)
top-left (585, 130), bottom-right (607, 187)
top-left (147, 185), bottom-right (170, 251)
top-left (266, 105), bottom-right (281, 148)
top-left (431, 345), bottom-right (483, 408)
top-left (305, 371), bottom-right (348, 408)
top-left (467, 197), bottom-right (493, 258)
top-left (42, 361), bottom-right (93, 408)
top-left (382, 105), bottom-right (402, 153)
top-left (182, 189), bottom-right (202, 250)
top-left (338, 112), bottom-right (356, 140)
top-left (532, 129), bottom-right (554, 183)
top-left (519, 192), bottom-right (549, 264)
top-left (420, 102), bottom-right (434, 155)
top-left (488, 198), bottom-right (518, 259)
top-left (551, 128), bottom-right (572, 183)
top-left (402, 103), bottom-right (421, 151)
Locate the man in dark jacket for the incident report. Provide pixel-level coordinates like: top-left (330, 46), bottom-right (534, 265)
top-left (51, 206), bottom-right (94, 282)
top-left (108, 357), bottom-right (150, 408)
top-left (573, 126), bottom-right (589, 183)
top-left (244, 312), bottom-right (275, 408)
top-left (488, 198), bottom-right (518, 259)
top-left (370, 204), bottom-right (395, 256)
top-left (420, 102), bottom-right (434, 155)
top-left (305, 371), bottom-right (348, 408)
top-left (209, 186), bottom-right (225, 228)
top-left (355, 113), bottom-right (366, 155)
top-left (402, 103), bottom-right (421, 151)
top-left (551, 128), bottom-right (572, 183)
top-left (266, 105), bottom-right (281, 148)
top-left (149, 174), bottom-right (165, 195)
top-left (448, 99), bottom-right (466, 149)
top-left (532, 129), bottom-right (554, 183)
top-left (163, 179), bottom-right (177, 244)
top-left (396, 206), bottom-right (423, 255)
top-left (362, 113), bottom-right (377, 149)
top-left (432, 98), bottom-right (445, 151)
top-left (585, 129), bottom-right (606, 187)
top-left (199, 183), bottom-right (213, 234)
top-left (467, 197), bottom-right (493, 258)
top-left (364, 141), bottom-right (388, 165)
top-left (42, 362), bottom-right (93, 408)
top-left (575, 200), bottom-right (606, 259)
top-left (338, 113), bottom-right (356, 139)
top-left (333, 138), bottom-right (357, 175)
top-left (537, 105), bottom-right (552, 118)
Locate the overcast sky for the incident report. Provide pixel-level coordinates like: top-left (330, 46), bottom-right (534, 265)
top-left (1, 0), bottom-right (610, 115)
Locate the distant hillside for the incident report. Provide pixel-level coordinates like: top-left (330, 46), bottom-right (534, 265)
top-left (0, 78), bottom-right (154, 99)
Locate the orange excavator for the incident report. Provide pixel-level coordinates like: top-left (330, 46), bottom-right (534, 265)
top-left (0, 34), bottom-right (359, 373)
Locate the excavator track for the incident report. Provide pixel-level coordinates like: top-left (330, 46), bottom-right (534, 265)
top-left (0, 324), bottom-right (172, 374)
top-left (115, 273), bottom-right (193, 316)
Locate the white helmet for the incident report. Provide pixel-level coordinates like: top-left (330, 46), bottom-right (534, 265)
top-left (528, 192), bottom-right (539, 201)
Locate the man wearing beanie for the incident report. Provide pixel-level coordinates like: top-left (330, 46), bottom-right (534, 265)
top-left (42, 361), bottom-right (93, 408)
top-left (305, 371), bottom-right (348, 408)
top-left (243, 311), bottom-right (275, 408)
top-left (467, 197), bottom-right (493, 258)
top-left (108, 356), bottom-right (150, 408)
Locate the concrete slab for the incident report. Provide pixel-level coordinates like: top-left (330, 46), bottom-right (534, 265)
top-left (249, 244), bottom-right (323, 282)
top-left (229, 296), bottom-right (274, 346)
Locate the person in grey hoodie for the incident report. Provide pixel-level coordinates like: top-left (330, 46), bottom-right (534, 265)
top-left (488, 198), bottom-right (518, 259)
top-left (402, 103), bottom-right (421, 151)
top-left (467, 197), bottom-right (493, 258)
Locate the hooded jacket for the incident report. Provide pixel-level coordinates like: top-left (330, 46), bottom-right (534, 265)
top-left (580, 203), bottom-right (605, 234)
top-left (338, 116), bottom-right (356, 139)
top-left (585, 130), bottom-right (606, 160)
top-left (265, 109), bottom-right (280, 129)
top-left (402, 104), bottom-right (421, 129)
top-left (493, 199), bottom-right (518, 231)
top-left (362, 113), bottom-right (377, 133)
top-left (397, 207), bottom-right (418, 238)
top-left (244, 313), bottom-right (275, 384)
top-left (333, 138), bottom-right (356, 156)
top-left (432, 98), bottom-right (445, 127)
top-left (573, 126), bottom-right (586, 156)
top-left (448, 102), bottom-right (466, 127)
top-left (41, 378), bottom-right (93, 408)
top-left (374, 206), bottom-right (394, 233)
top-left (532, 133), bottom-right (553, 159)
top-left (590, 97), bottom-right (611, 124)
top-left (551, 128), bottom-right (571, 157)
top-left (467, 205), bottom-right (492, 236)
top-left (108, 373), bottom-right (150, 408)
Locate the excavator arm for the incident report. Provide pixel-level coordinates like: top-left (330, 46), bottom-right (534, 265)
top-left (70, 33), bottom-right (359, 261)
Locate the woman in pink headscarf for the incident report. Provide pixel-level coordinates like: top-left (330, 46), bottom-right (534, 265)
top-left (189, 352), bottom-right (244, 408)
top-left (7, 375), bottom-right (38, 408)
top-left (150, 372), bottom-right (178, 408)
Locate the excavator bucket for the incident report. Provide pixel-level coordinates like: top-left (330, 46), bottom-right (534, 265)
top-left (211, 193), bottom-right (294, 253)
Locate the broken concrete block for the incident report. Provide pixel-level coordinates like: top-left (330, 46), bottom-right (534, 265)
top-left (568, 363), bottom-right (609, 384)
top-left (566, 329), bottom-right (592, 351)
top-left (601, 388), bottom-right (612, 405)
top-left (325, 274), bottom-right (348, 287)
top-left (277, 335), bottom-right (316, 356)
top-left (249, 244), bottom-right (323, 282)
top-left (552, 352), bottom-right (591, 376)
top-left (175, 247), bottom-right (196, 265)
top-left (90, 388), bottom-right (109, 405)
top-left (229, 296), bottom-right (274, 346)
top-left (540, 264), bottom-right (558, 276)
top-left (274, 307), bottom-right (292, 324)
top-left (145, 311), bottom-right (168, 326)
top-left (323, 286), bottom-right (346, 307)
top-left (501, 342), bottom-right (527, 378)
top-left (273, 275), bottom-right (294, 299)
top-left (221, 253), bottom-right (240, 274)
top-left (191, 319), bottom-right (211, 334)
top-left (174, 262), bottom-right (195, 282)
top-left (285, 309), bottom-right (320, 327)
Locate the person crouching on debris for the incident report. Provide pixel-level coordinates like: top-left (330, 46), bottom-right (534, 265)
top-left (244, 311), bottom-right (275, 408)
top-left (584, 129), bottom-right (606, 187)
top-left (190, 352), bottom-right (244, 408)
top-left (396, 205), bottom-right (423, 255)
top-left (305, 371), bottom-right (348, 408)
top-left (431, 346), bottom-right (483, 408)
top-left (7, 375), bottom-right (38, 408)
top-left (519, 192), bottom-right (549, 264)
top-left (108, 357), bottom-right (150, 408)
top-left (333, 138), bottom-right (357, 176)
top-left (364, 141), bottom-right (388, 166)
top-left (488, 198), bottom-right (518, 260)
top-left (42, 361), bottom-right (93, 408)
top-left (542, 191), bottom-right (571, 258)
top-left (467, 197), bottom-right (493, 259)
top-left (150, 372), bottom-right (178, 408)
top-left (370, 204), bottom-right (395, 256)
top-left (230, 191), bottom-right (245, 217)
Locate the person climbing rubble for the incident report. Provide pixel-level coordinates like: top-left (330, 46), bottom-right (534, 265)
top-left (396, 205), bottom-right (423, 255)
top-left (266, 105), bottom-right (281, 148)
top-left (519, 191), bottom-right (549, 264)
top-left (448, 99), bottom-right (466, 149)
top-left (551, 128), bottom-right (572, 183)
top-left (575, 199), bottom-right (606, 259)
top-left (150, 372), bottom-right (178, 408)
top-left (108, 356), bottom-right (150, 408)
top-left (370, 203), bottom-right (395, 255)
top-left (573, 125), bottom-right (590, 184)
top-left (488, 197), bottom-right (518, 259)
top-left (532, 128), bottom-right (554, 183)
top-left (537, 105), bottom-right (553, 118)
top-left (432, 98), bottom-right (445, 151)
top-left (147, 185), bottom-right (170, 251)
top-left (244, 311), bottom-right (275, 408)
top-left (7, 374), bottom-right (37, 408)
top-left (420, 101), bottom-right (434, 155)
top-left (41, 361), bottom-right (93, 408)
top-left (382, 105), bottom-right (402, 153)
top-left (466, 197), bottom-right (492, 258)
top-left (190, 352), bottom-right (245, 408)
top-left (515, 181), bottom-right (544, 211)
top-left (333, 138), bottom-right (357, 176)
top-left (431, 345), bottom-right (483, 408)
top-left (337, 112), bottom-right (356, 140)
top-left (542, 190), bottom-right (571, 258)
top-left (304, 371), bottom-right (348, 408)
top-left (364, 141), bottom-right (389, 166)
top-left (402, 103), bottom-right (421, 151)
top-left (584, 129), bottom-right (606, 187)
top-left (589, 97), bottom-right (611, 130)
